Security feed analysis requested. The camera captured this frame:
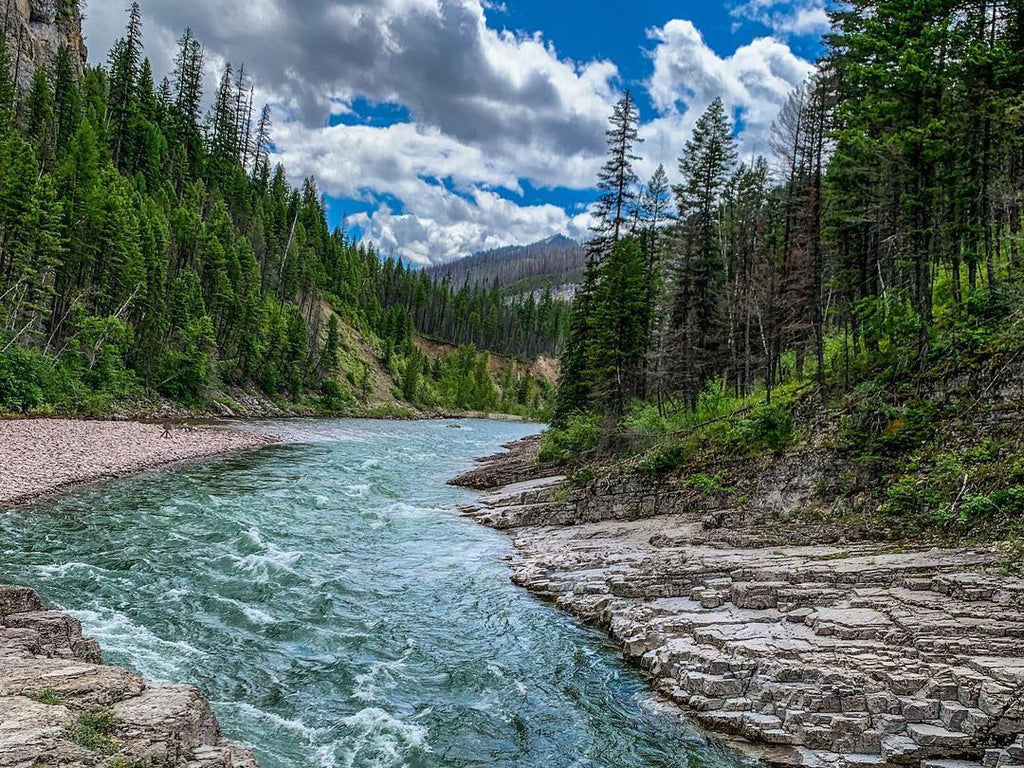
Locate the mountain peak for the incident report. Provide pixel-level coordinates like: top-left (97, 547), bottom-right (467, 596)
top-left (424, 234), bottom-right (586, 295)
top-left (539, 233), bottom-right (577, 247)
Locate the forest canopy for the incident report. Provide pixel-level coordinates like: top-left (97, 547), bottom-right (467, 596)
top-left (0, 5), bottom-right (567, 416)
top-left (550, 0), bottom-right (1024, 443)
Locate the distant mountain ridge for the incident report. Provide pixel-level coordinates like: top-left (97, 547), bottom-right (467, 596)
top-left (426, 235), bottom-right (586, 298)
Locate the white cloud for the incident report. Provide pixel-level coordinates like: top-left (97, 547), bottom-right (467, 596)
top-left (730, 0), bottom-right (831, 37)
top-left (83, 2), bottom-right (817, 263)
top-left (349, 189), bottom-right (591, 266)
top-left (640, 19), bottom-right (814, 178)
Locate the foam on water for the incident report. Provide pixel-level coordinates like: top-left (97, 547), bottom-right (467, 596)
top-left (337, 707), bottom-right (430, 768)
top-left (0, 418), bottom-right (753, 768)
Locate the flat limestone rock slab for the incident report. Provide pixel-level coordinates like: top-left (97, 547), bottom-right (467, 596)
top-left (0, 586), bottom-right (259, 767)
top-left (466, 457), bottom-right (1024, 766)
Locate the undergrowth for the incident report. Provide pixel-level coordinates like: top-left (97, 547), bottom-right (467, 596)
top-left (539, 284), bottom-right (1024, 555)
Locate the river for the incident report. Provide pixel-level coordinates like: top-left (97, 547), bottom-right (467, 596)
top-left (0, 418), bottom-right (749, 768)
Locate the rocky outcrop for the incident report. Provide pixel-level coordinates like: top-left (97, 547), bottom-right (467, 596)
top-left (4, 0), bottom-right (87, 93)
top-left (0, 586), bottom-right (257, 767)
top-left (453, 444), bottom-right (1024, 768)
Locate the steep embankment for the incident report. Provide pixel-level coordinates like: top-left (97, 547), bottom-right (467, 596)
top-left (452, 427), bottom-right (1024, 765)
top-left (414, 335), bottom-right (559, 390)
top-left (0, 586), bottom-right (257, 767)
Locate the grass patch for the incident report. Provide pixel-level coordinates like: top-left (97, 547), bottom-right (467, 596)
top-left (67, 710), bottom-right (120, 755)
top-left (29, 689), bottom-right (62, 706)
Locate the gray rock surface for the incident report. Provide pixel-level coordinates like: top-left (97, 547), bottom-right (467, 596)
top-left (0, 585), bottom-right (258, 767)
top-left (5, 0), bottom-right (87, 93)
top-left (453, 440), bottom-right (1024, 767)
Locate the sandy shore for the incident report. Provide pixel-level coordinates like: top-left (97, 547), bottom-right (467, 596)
top-left (0, 418), bottom-right (278, 510)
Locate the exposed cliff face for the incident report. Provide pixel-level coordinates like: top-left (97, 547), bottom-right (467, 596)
top-left (0, 586), bottom-right (258, 767)
top-left (4, 0), bottom-right (86, 93)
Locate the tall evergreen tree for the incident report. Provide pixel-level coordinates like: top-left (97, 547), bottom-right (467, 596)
top-left (552, 92), bottom-right (643, 424)
top-left (660, 97), bottom-right (736, 409)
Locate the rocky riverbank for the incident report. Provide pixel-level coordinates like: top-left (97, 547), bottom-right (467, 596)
top-left (0, 585), bottom-right (257, 767)
top-left (452, 437), bottom-right (1024, 767)
top-left (0, 419), bottom-right (278, 511)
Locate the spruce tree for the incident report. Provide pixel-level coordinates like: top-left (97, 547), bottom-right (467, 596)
top-left (552, 92), bottom-right (643, 425)
top-left (322, 314), bottom-right (340, 379)
top-left (107, 3), bottom-right (143, 166)
top-left (662, 97), bottom-right (736, 409)
top-left (53, 45), bottom-right (81, 154)
top-left (590, 237), bottom-right (648, 415)
top-left (590, 91), bottom-right (643, 258)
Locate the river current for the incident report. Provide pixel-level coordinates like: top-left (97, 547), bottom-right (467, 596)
top-left (0, 418), bottom-right (748, 768)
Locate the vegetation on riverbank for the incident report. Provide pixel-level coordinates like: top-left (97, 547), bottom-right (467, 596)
top-left (0, 6), bottom-right (563, 420)
top-left (544, 0), bottom-right (1024, 560)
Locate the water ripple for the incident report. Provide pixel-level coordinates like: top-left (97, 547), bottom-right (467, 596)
top-left (0, 419), bottom-right (752, 768)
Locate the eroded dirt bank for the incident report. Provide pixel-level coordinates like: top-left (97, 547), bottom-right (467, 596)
top-left (0, 585), bottom-right (257, 766)
top-left (0, 419), bottom-right (278, 511)
top-left (453, 437), bottom-right (1024, 767)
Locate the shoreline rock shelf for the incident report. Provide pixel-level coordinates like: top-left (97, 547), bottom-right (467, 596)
top-left (452, 438), bottom-right (1024, 767)
top-left (0, 585), bottom-right (258, 767)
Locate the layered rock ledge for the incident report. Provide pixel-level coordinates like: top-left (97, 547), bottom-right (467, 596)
top-left (0, 419), bottom-right (278, 511)
top-left (0, 585), bottom-right (257, 767)
top-left (453, 438), bottom-right (1024, 767)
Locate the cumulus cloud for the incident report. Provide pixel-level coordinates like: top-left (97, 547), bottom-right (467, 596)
top-left (730, 0), bottom-right (831, 37)
top-left (640, 19), bottom-right (814, 176)
top-left (83, 2), bottom-right (816, 263)
top-left (350, 188), bottom-right (591, 266)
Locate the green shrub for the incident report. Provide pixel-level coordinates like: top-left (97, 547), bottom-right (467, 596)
top-left (991, 485), bottom-right (1024, 516)
top-left (729, 404), bottom-right (794, 453)
top-left (0, 345), bottom-right (45, 412)
top-left (539, 412), bottom-right (602, 463)
top-left (638, 442), bottom-right (692, 476)
top-left (880, 475), bottom-right (942, 528)
top-left (839, 384), bottom-right (935, 457)
top-left (29, 689), bottom-right (61, 706)
top-left (683, 471), bottom-right (731, 493)
top-left (68, 710), bottom-right (120, 755)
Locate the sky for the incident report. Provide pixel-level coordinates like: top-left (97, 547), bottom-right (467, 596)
top-left (83, 0), bottom-right (828, 266)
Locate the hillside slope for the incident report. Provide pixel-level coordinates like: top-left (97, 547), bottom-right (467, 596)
top-left (0, 7), bottom-right (561, 421)
top-left (426, 235), bottom-right (586, 299)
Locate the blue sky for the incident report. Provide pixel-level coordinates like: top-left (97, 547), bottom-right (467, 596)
top-left (85, 0), bottom-right (829, 264)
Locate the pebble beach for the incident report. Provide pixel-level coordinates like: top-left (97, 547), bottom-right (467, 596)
top-left (0, 418), bottom-right (278, 510)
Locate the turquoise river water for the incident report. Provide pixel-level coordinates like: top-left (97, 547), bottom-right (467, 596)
top-left (0, 418), bottom-right (749, 768)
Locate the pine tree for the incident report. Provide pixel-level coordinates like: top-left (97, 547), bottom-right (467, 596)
top-left (172, 28), bottom-right (203, 125)
top-left (590, 91), bottom-right (643, 258)
top-left (552, 92), bottom-right (643, 425)
top-left (551, 258), bottom-right (597, 426)
top-left (23, 68), bottom-right (54, 166)
top-left (321, 314), bottom-right (340, 379)
top-left (590, 237), bottom-right (648, 416)
top-left (209, 64), bottom-right (239, 188)
top-left (107, 2), bottom-right (143, 166)
top-left (638, 164), bottom-right (670, 394)
top-left (52, 45), bottom-right (81, 154)
top-left (250, 104), bottom-right (273, 190)
top-left (661, 97), bottom-right (736, 409)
